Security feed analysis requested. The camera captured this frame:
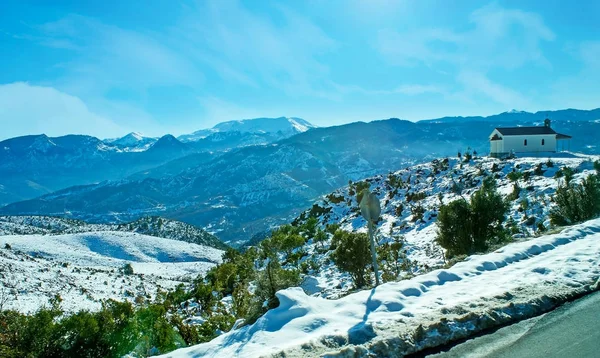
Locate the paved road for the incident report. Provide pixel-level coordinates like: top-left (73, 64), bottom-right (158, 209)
top-left (428, 290), bottom-right (600, 358)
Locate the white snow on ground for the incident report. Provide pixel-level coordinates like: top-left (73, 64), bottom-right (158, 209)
top-left (294, 155), bottom-right (599, 299)
top-left (0, 232), bottom-right (223, 313)
top-left (160, 218), bottom-right (600, 358)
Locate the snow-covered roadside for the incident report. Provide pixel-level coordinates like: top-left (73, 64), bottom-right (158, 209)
top-left (160, 218), bottom-right (600, 358)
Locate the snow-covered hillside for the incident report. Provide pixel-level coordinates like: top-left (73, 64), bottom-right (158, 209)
top-left (285, 155), bottom-right (599, 299)
top-left (0, 232), bottom-right (224, 314)
top-left (160, 218), bottom-right (600, 358)
top-left (0, 215), bottom-right (228, 250)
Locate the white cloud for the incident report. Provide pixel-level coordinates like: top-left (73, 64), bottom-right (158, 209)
top-left (0, 82), bottom-right (125, 140)
top-left (544, 41), bottom-right (600, 111)
top-left (375, 3), bottom-right (555, 71)
top-left (329, 81), bottom-right (444, 96)
top-left (197, 96), bottom-right (281, 126)
top-left (176, 1), bottom-right (337, 99)
top-left (457, 71), bottom-right (530, 108)
top-left (33, 14), bottom-right (203, 96)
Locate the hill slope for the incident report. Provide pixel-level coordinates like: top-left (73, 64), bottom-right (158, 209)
top-left (160, 218), bottom-right (600, 358)
top-left (0, 215), bottom-right (228, 250)
top-left (0, 231), bottom-right (224, 313)
top-left (279, 155), bottom-right (598, 299)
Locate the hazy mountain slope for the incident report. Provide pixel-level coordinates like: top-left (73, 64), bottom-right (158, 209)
top-left (0, 118), bottom-right (317, 206)
top-left (422, 108), bottom-right (600, 124)
top-left (0, 134), bottom-right (195, 206)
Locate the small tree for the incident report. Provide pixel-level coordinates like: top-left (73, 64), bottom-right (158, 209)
top-left (122, 263), bottom-right (134, 275)
top-left (331, 231), bottom-right (371, 288)
top-left (469, 177), bottom-right (509, 250)
top-left (436, 177), bottom-right (508, 258)
top-left (507, 171), bottom-right (523, 183)
top-left (302, 217), bottom-right (318, 239)
top-left (436, 199), bottom-right (472, 258)
top-left (562, 167), bottom-right (575, 185)
top-left (550, 174), bottom-right (600, 226)
top-left (246, 259), bottom-right (300, 324)
top-left (313, 229), bottom-right (328, 250)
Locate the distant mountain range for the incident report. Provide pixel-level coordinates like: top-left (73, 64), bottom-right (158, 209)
top-left (1, 109), bottom-right (600, 245)
top-left (0, 117), bottom-right (315, 206)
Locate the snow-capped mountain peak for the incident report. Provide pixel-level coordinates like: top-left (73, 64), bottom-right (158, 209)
top-left (505, 109), bottom-right (529, 114)
top-left (178, 117), bottom-right (316, 142)
top-left (287, 117), bottom-right (315, 132)
top-left (106, 132), bottom-right (157, 151)
top-left (31, 134), bottom-right (57, 152)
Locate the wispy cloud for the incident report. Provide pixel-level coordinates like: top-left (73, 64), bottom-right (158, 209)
top-left (457, 71), bottom-right (530, 108)
top-left (174, 0), bottom-right (338, 99)
top-left (31, 14), bottom-right (203, 95)
top-left (376, 3), bottom-right (555, 71)
top-left (374, 3), bottom-right (556, 109)
top-left (546, 41), bottom-right (600, 110)
top-left (330, 81), bottom-right (445, 96)
top-left (196, 96), bottom-right (291, 127)
top-left (0, 82), bottom-right (125, 140)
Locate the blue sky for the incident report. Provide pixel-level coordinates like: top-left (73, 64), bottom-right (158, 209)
top-left (1, 0), bottom-right (599, 139)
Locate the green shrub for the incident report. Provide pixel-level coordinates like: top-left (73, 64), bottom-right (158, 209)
top-left (562, 167), bottom-right (575, 185)
top-left (436, 177), bottom-right (508, 258)
top-left (377, 236), bottom-right (406, 279)
top-left (395, 204), bottom-right (404, 217)
top-left (247, 260), bottom-right (300, 324)
top-left (122, 263), bottom-right (134, 275)
top-left (507, 183), bottom-right (521, 201)
top-left (325, 223), bottom-right (340, 235)
top-left (407, 191), bottom-right (427, 202)
top-left (554, 169), bottom-right (563, 179)
top-left (301, 217), bottom-right (318, 239)
top-left (410, 205), bottom-right (425, 222)
top-left (550, 174), bottom-right (600, 226)
top-left (537, 222), bottom-right (547, 233)
top-left (387, 173), bottom-right (403, 189)
top-left (313, 229), bottom-right (328, 250)
top-left (534, 163), bottom-right (545, 176)
top-left (507, 170), bottom-right (522, 182)
top-left (331, 231), bottom-right (371, 288)
top-left (0, 298), bottom-right (182, 358)
top-left (326, 193), bottom-right (345, 204)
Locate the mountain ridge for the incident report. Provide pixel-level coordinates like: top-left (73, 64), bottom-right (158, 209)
top-left (2, 108), bottom-right (600, 244)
